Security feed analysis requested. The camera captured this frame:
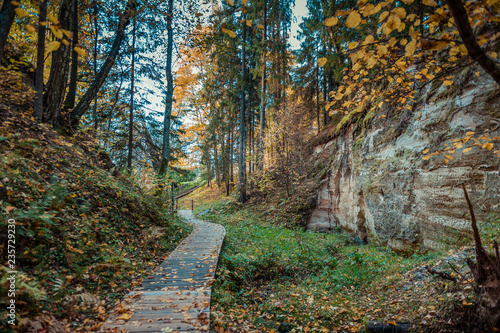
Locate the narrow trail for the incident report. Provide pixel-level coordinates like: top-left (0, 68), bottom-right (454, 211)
top-left (102, 210), bottom-right (225, 333)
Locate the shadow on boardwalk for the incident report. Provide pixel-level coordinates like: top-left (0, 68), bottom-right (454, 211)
top-left (102, 210), bottom-right (225, 333)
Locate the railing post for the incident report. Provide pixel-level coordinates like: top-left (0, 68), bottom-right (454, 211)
top-left (191, 199), bottom-right (194, 211)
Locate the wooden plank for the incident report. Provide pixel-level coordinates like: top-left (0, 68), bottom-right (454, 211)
top-left (101, 210), bottom-right (225, 333)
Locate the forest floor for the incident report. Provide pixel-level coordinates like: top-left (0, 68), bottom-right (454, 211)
top-left (186, 186), bottom-right (489, 333)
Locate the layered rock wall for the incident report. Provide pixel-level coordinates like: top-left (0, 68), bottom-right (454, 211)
top-left (307, 71), bottom-right (500, 251)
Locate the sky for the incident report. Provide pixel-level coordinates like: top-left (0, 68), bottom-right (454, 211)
top-left (290, 0), bottom-right (309, 50)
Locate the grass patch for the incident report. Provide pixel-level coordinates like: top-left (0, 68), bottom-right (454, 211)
top-left (186, 188), bottom-right (468, 333)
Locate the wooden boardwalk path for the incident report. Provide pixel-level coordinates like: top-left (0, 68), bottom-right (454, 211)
top-left (101, 210), bottom-right (225, 333)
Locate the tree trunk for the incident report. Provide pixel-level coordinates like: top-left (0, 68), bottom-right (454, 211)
top-left (158, 0), bottom-right (174, 176)
top-left (259, 0), bottom-right (267, 170)
top-left (0, 0), bottom-right (16, 63)
top-left (127, 16), bottom-right (136, 170)
top-left (33, 0), bottom-right (47, 121)
top-left (43, 0), bottom-right (72, 127)
top-left (70, 0), bottom-right (137, 128)
top-left (92, 1), bottom-right (99, 131)
top-left (214, 138), bottom-right (220, 187)
top-left (63, 0), bottom-right (79, 109)
top-left (238, 19), bottom-right (247, 203)
top-left (445, 0), bottom-right (500, 86)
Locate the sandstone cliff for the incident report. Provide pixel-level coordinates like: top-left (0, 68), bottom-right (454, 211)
top-left (307, 68), bottom-right (500, 251)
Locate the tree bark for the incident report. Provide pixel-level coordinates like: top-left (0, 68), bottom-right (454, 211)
top-left (259, 0), bottom-right (267, 170)
top-left (238, 19), bottom-right (247, 203)
top-left (43, 0), bottom-right (72, 126)
top-left (33, 0), bottom-right (47, 121)
top-left (0, 0), bottom-right (16, 63)
top-left (92, 1), bottom-right (99, 131)
top-left (158, 0), bottom-right (174, 176)
top-left (445, 0), bottom-right (500, 86)
top-left (63, 0), bottom-right (79, 109)
top-left (127, 16), bottom-right (136, 170)
top-left (70, 0), bottom-right (137, 128)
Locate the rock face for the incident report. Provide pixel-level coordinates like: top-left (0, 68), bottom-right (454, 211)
top-left (307, 70), bottom-right (500, 251)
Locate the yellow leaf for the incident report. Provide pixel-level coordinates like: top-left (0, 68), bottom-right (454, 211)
top-left (491, 52), bottom-right (498, 59)
top-left (14, 7), bottom-right (29, 18)
top-left (61, 28), bottom-right (73, 39)
top-left (443, 80), bottom-right (453, 86)
top-left (11, 1), bottom-right (21, 6)
top-left (422, 155), bottom-right (432, 160)
top-left (386, 14), bottom-right (401, 30)
top-left (401, 0), bottom-right (413, 3)
top-left (383, 14), bottom-right (400, 35)
top-left (47, 13), bottom-right (59, 24)
top-left (317, 57), bottom-right (327, 67)
top-left (257, 24), bottom-right (264, 30)
top-left (348, 42), bottom-right (358, 50)
top-left (363, 35), bottom-right (374, 45)
top-left (324, 17), bottom-right (338, 27)
top-left (242, 0), bottom-right (248, 6)
top-left (377, 44), bottom-right (388, 55)
top-left (422, 0), bottom-right (438, 6)
top-left (222, 28), bottom-right (236, 38)
top-left (465, 131), bottom-right (476, 136)
top-left (46, 41), bottom-right (61, 52)
top-left (475, 71), bottom-right (480, 78)
top-left (5, 206), bottom-right (15, 212)
top-left (445, 154), bottom-right (453, 160)
top-left (483, 142), bottom-right (494, 151)
top-left (422, 148), bottom-right (430, 154)
top-left (361, 4), bottom-right (380, 17)
top-left (26, 24), bottom-right (36, 33)
top-left (357, 0), bottom-right (369, 6)
top-left (116, 313), bottom-right (133, 321)
top-left (225, 0), bottom-right (234, 4)
top-left (393, 7), bottom-right (406, 19)
top-left (246, 20), bottom-right (252, 27)
top-left (379, 11), bottom-right (389, 23)
top-left (449, 46), bottom-right (460, 56)
top-left (346, 11), bottom-right (361, 28)
top-left (443, 158), bottom-right (449, 164)
top-left (74, 46), bottom-right (86, 57)
top-left (61, 39), bottom-right (69, 46)
top-left (50, 26), bottom-right (63, 39)
top-left (405, 39), bottom-right (416, 56)
top-left (463, 147), bottom-right (472, 153)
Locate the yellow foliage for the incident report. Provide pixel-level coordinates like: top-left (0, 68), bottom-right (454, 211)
top-left (317, 57), bottom-right (327, 67)
top-left (46, 41), bottom-right (61, 52)
top-left (393, 7), bottom-right (406, 19)
top-left (422, 0), bottom-right (438, 6)
top-left (14, 7), bottom-right (29, 18)
top-left (324, 17), bottom-right (338, 27)
top-left (348, 42), bottom-right (359, 50)
top-left (346, 11), bottom-right (362, 28)
top-left (405, 39), bottom-right (416, 56)
top-left (222, 28), bottom-right (236, 38)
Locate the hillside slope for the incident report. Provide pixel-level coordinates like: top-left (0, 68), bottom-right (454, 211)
top-left (0, 68), bottom-right (190, 332)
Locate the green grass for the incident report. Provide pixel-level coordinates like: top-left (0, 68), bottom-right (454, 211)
top-left (192, 196), bottom-right (444, 332)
